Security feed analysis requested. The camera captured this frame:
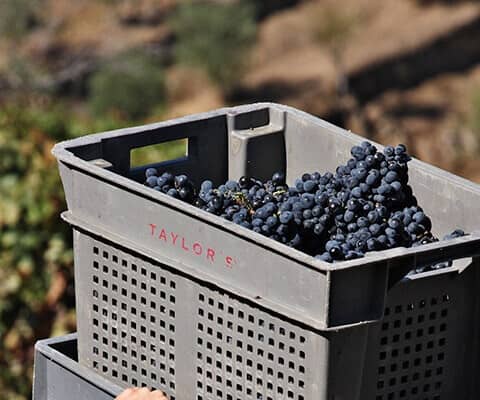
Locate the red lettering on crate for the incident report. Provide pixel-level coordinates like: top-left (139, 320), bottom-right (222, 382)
top-left (206, 248), bottom-right (215, 262)
top-left (159, 229), bottom-right (167, 242)
top-left (149, 223), bottom-right (157, 236)
top-left (193, 242), bottom-right (202, 255)
top-left (148, 224), bottom-right (235, 269)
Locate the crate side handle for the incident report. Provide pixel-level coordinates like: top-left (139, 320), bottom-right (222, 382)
top-left (391, 232), bottom-right (480, 272)
top-left (100, 115), bottom-right (227, 177)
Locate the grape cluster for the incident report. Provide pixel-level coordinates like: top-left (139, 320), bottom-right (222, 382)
top-left (145, 169), bottom-right (196, 202)
top-left (144, 141), bottom-right (465, 266)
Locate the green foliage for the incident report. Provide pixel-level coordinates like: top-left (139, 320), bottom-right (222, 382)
top-left (471, 87), bottom-right (480, 140)
top-left (0, 0), bottom-right (41, 39)
top-left (0, 101), bottom-right (76, 400)
top-left (88, 53), bottom-right (166, 120)
top-left (170, 1), bottom-right (257, 91)
top-left (131, 139), bottom-right (188, 168)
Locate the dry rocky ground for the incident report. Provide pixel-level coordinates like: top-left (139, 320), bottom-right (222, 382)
top-left (2, 0), bottom-right (480, 180)
top-left (241, 0), bottom-right (480, 181)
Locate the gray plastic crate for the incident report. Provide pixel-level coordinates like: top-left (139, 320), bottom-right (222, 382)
top-left (33, 334), bottom-right (121, 400)
top-left (53, 103), bottom-right (480, 399)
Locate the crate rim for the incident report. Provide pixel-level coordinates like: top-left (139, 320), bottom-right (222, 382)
top-left (35, 333), bottom-right (123, 396)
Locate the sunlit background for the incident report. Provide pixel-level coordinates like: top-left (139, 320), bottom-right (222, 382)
top-left (1, 0), bottom-right (480, 398)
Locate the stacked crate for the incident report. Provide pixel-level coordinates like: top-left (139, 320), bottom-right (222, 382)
top-left (33, 103), bottom-right (480, 400)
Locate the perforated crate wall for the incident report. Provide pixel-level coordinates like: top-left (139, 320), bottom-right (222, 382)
top-left (74, 230), bottom-right (480, 400)
top-left (88, 244), bottom-right (178, 397)
top-left (373, 294), bottom-right (450, 400)
top-left (195, 290), bottom-right (308, 400)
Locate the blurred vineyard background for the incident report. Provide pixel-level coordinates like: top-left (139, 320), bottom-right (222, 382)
top-left (1, 0), bottom-right (480, 398)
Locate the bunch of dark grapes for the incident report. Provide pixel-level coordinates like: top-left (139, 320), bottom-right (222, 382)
top-left (143, 141), bottom-right (465, 268)
top-left (145, 169), bottom-right (196, 202)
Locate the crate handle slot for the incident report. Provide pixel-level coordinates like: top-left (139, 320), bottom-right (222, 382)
top-left (129, 138), bottom-right (189, 170)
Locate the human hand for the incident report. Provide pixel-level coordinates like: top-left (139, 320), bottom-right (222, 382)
top-left (115, 387), bottom-right (168, 400)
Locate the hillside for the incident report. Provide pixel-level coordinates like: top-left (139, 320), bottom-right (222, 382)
top-left (1, 0), bottom-right (479, 187)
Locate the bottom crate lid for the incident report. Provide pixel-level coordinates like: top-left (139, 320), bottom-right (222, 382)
top-left (33, 333), bottom-right (122, 400)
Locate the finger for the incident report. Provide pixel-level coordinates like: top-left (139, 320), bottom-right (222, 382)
top-left (136, 387), bottom-right (152, 398)
top-left (115, 387), bottom-right (139, 400)
top-left (151, 390), bottom-right (168, 399)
